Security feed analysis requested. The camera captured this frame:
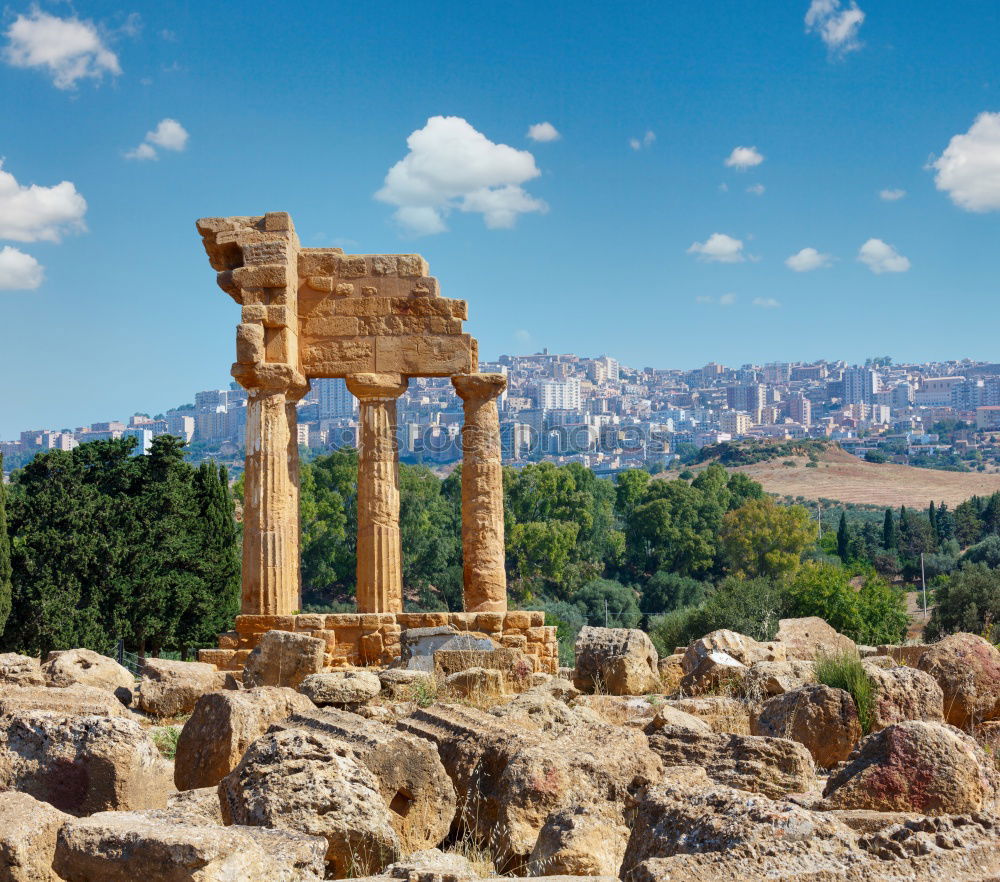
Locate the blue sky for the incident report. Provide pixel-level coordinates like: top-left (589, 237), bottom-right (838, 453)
top-left (1, 0), bottom-right (999, 438)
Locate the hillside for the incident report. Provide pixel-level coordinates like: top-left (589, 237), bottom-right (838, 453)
top-left (727, 444), bottom-right (1000, 508)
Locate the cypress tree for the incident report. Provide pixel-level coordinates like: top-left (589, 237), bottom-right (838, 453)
top-left (837, 511), bottom-right (850, 561)
top-left (0, 454), bottom-right (11, 635)
top-left (928, 501), bottom-right (937, 537)
top-left (883, 508), bottom-right (896, 550)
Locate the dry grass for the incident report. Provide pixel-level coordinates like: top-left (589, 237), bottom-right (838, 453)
top-left (730, 446), bottom-right (1000, 508)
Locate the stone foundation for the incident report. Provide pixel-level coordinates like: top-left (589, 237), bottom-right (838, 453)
top-left (199, 611), bottom-right (558, 674)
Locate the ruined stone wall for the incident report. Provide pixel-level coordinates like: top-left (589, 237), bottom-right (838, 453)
top-left (199, 611), bottom-right (558, 675)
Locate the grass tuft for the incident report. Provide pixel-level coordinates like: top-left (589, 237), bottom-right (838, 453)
top-left (815, 651), bottom-right (875, 734)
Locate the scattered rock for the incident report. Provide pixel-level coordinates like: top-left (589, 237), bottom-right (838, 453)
top-left (822, 720), bottom-right (1000, 815)
top-left (526, 676), bottom-right (580, 703)
top-left (752, 684), bottom-right (861, 768)
top-left (444, 667), bottom-right (504, 698)
top-left (657, 654), bottom-right (683, 694)
top-left (299, 670), bottom-right (382, 706)
top-left (385, 847), bottom-right (479, 882)
top-left (41, 648), bottom-right (135, 705)
top-left (379, 668), bottom-right (436, 700)
top-left (570, 694), bottom-right (659, 727)
top-left (917, 632), bottom-right (1000, 728)
top-left (681, 630), bottom-right (784, 695)
top-left (242, 630), bottom-right (325, 690)
top-left (646, 705), bottom-right (713, 735)
top-left (664, 696), bottom-right (751, 734)
top-left (776, 616), bottom-right (857, 660)
top-left (878, 643), bottom-right (930, 667)
top-left (0, 791), bottom-right (71, 882)
top-left (174, 686), bottom-right (314, 790)
top-left (220, 727), bottom-right (401, 877)
top-left (0, 683), bottom-right (131, 718)
top-left (0, 711), bottom-right (173, 815)
top-left (493, 692), bottom-right (606, 736)
top-left (741, 660), bottom-right (816, 698)
top-left (135, 658), bottom-right (228, 718)
top-left (573, 626), bottom-right (659, 696)
top-left (529, 804), bottom-right (630, 877)
top-left (0, 653), bottom-right (44, 687)
top-left (865, 663), bottom-right (944, 732)
top-left (165, 786), bottom-right (224, 825)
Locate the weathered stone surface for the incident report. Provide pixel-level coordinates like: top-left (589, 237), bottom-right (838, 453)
top-left (299, 670), bottom-right (382, 705)
top-left (741, 660), bottom-right (816, 698)
top-left (776, 617), bottom-right (857, 660)
top-left (42, 648), bottom-right (135, 704)
top-left (220, 728), bottom-right (401, 877)
top-left (822, 721), bottom-right (1000, 814)
top-left (656, 654), bottom-right (683, 694)
top-left (681, 630), bottom-right (785, 695)
top-left (434, 648), bottom-right (533, 689)
top-left (53, 810), bottom-right (326, 881)
top-left (645, 724), bottom-right (817, 798)
top-left (752, 684), bottom-right (862, 768)
top-left (135, 658), bottom-right (228, 718)
top-left (573, 626), bottom-right (659, 695)
top-left (0, 791), bottom-right (70, 882)
top-left (865, 663), bottom-right (944, 732)
top-left (165, 786), bottom-right (224, 825)
top-left (917, 632), bottom-right (1000, 728)
top-left (493, 692), bottom-right (606, 736)
top-left (445, 667), bottom-right (504, 698)
top-left (379, 668), bottom-right (435, 700)
top-left (385, 848), bottom-right (479, 882)
top-left (570, 695), bottom-right (660, 728)
top-left (664, 696), bottom-right (751, 734)
top-left (647, 705), bottom-right (713, 735)
top-left (0, 653), bottom-right (44, 687)
top-left (528, 805), bottom-right (629, 877)
top-left (398, 702), bottom-right (662, 868)
top-left (174, 686), bottom-right (315, 790)
top-left (0, 683), bottom-right (131, 718)
top-left (243, 630), bottom-right (325, 689)
top-left (270, 706), bottom-right (456, 853)
top-left (0, 711), bottom-right (173, 815)
top-left (526, 677), bottom-right (580, 703)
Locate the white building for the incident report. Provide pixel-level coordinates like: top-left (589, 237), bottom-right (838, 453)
top-left (316, 378), bottom-right (357, 419)
top-left (538, 378), bottom-right (582, 411)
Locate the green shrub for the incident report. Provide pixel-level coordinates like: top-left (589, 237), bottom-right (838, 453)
top-left (815, 651), bottom-right (874, 734)
top-left (151, 726), bottom-right (181, 759)
top-left (648, 606), bottom-right (702, 656)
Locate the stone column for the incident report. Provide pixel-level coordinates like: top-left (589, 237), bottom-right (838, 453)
top-left (345, 372), bottom-right (409, 613)
top-left (238, 367), bottom-right (308, 616)
top-left (452, 373), bottom-right (508, 613)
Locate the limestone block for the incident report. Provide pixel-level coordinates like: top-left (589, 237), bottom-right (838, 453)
top-left (42, 648), bottom-right (135, 705)
top-left (243, 630), bottom-right (325, 690)
top-left (302, 338), bottom-right (376, 376)
top-left (299, 670), bottom-right (382, 706)
top-left (574, 626), bottom-right (659, 695)
top-left (776, 617), bottom-right (857, 660)
top-left (0, 652), bottom-right (44, 686)
top-left (374, 334), bottom-right (476, 376)
top-left (135, 658), bottom-right (229, 719)
top-left (232, 263), bottom-right (288, 288)
top-left (917, 632), bottom-right (1000, 728)
top-left (0, 792), bottom-right (71, 882)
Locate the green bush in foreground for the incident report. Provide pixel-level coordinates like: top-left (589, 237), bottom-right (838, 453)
top-left (815, 651), bottom-right (874, 734)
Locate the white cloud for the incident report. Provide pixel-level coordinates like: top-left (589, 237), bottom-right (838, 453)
top-left (753, 297), bottom-right (781, 308)
top-left (720, 292), bottom-right (737, 306)
top-left (746, 183), bottom-right (766, 196)
top-left (695, 293), bottom-right (738, 306)
top-left (785, 247), bottom-right (832, 271)
top-left (629, 131), bottom-right (656, 151)
top-left (126, 118), bottom-right (189, 160)
top-left (0, 161), bottom-right (87, 242)
top-left (687, 233), bottom-right (746, 263)
top-left (375, 116), bottom-right (547, 235)
top-left (931, 112), bottom-right (1000, 212)
top-left (879, 188), bottom-right (906, 201)
top-left (3, 8), bottom-right (120, 89)
top-left (724, 146), bottom-right (764, 170)
top-left (805, 0), bottom-right (865, 55)
top-left (858, 238), bottom-right (910, 273)
top-left (0, 246), bottom-right (43, 290)
top-left (527, 122), bottom-right (560, 142)
top-left (514, 329), bottom-right (532, 344)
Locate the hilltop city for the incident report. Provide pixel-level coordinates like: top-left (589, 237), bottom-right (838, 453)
top-left (6, 352), bottom-right (1000, 476)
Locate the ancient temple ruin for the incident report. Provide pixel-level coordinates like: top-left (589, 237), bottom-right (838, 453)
top-left (195, 212), bottom-right (556, 672)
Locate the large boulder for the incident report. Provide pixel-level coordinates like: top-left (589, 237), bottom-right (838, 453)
top-left (41, 648), bottom-right (135, 704)
top-left (220, 727), bottom-right (401, 878)
top-left (135, 658), bottom-right (228, 719)
top-left (917, 632), bottom-right (1000, 728)
top-left (681, 630), bottom-right (784, 695)
top-left (573, 626), bottom-right (659, 695)
top-left (444, 667), bottom-right (505, 699)
top-left (398, 701), bottom-right (662, 869)
top-left (646, 705), bottom-right (713, 735)
top-left (299, 670), bottom-right (382, 706)
top-left (752, 684), bottom-right (862, 768)
top-left (242, 630), bottom-right (325, 690)
top-left (0, 791), bottom-right (71, 882)
top-left (0, 653), bottom-right (44, 687)
top-left (644, 721), bottom-right (816, 798)
top-left (0, 711), bottom-right (173, 815)
top-left (741, 660), bottom-right (816, 699)
top-left (379, 668), bottom-right (436, 701)
top-left (865, 662), bottom-right (944, 732)
top-left (776, 617), bottom-right (857, 660)
top-left (269, 706), bottom-right (456, 853)
top-left (53, 810), bottom-right (326, 881)
top-left (174, 687), bottom-right (315, 790)
top-left (822, 721), bottom-right (1000, 815)
top-left (528, 804), bottom-right (629, 877)
top-left (0, 683), bottom-right (131, 718)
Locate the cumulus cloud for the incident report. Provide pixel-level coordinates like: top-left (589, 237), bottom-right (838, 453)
top-left (0, 245), bottom-right (43, 290)
top-left (695, 293), bottom-right (737, 306)
top-left (687, 233), bottom-right (746, 263)
top-left (3, 7), bottom-right (120, 89)
top-left (805, 0), bottom-right (865, 55)
top-left (527, 122), bottom-right (560, 142)
top-left (375, 116), bottom-right (548, 235)
top-left (0, 161), bottom-right (87, 242)
top-left (753, 297), bottom-right (781, 308)
top-left (629, 131), bottom-right (656, 151)
top-left (785, 247), bottom-right (833, 271)
top-left (858, 238), bottom-right (910, 273)
top-left (126, 118), bottom-right (189, 160)
top-left (931, 112), bottom-right (1000, 212)
top-left (879, 188), bottom-right (906, 201)
top-left (746, 183), bottom-right (766, 196)
top-left (724, 146), bottom-right (764, 170)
